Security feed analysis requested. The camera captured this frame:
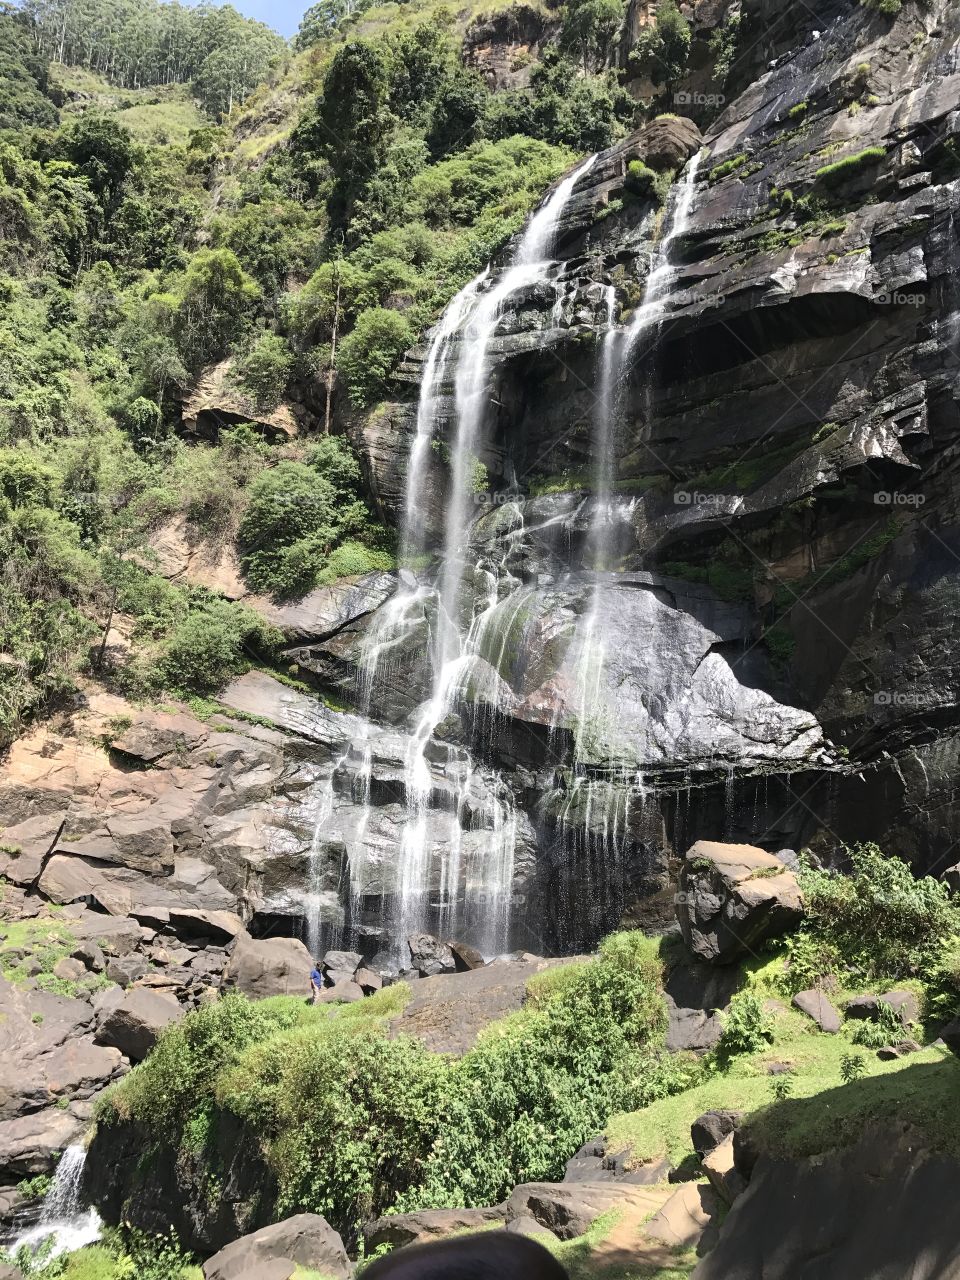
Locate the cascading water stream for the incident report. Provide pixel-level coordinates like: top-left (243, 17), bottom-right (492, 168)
top-left (304, 154), bottom-right (598, 964)
top-left (551, 151), bottom-right (704, 944)
top-left (389, 154), bottom-right (599, 957)
top-left (11, 1145), bottom-right (100, 1260)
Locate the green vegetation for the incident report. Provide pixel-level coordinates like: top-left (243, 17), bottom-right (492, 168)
top-left (630, 0), bottom-right (691, 90)
top-left (708, 152), bottom-right (748, 183)
top-left (98, 933), bottom-right (675, 1247)
top-left (861, 0), bottom-right (901, 14)
top-left (814, 146), bottom-right (886, 187)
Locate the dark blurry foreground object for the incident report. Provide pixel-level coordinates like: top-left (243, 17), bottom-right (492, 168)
top-left (363, 1232), bottom-right (570, 1279)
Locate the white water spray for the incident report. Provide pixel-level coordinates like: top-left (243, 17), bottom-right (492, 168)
top-left (12, 1146), bottom-right (100, 1261)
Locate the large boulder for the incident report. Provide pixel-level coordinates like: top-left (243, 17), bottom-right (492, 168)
top-left (95, 988), bottom-right (184, 1061)
top-left (503, 1181), bottom-right (666, 1240)
top-left (691, 1110), bottom-right (743, 1159)
top-left (407, 933), bottom-right (456, 976)
top-left (677, 842), bottom-right (804, 965)
top-left (221, 934), bottom-right (312, 1000)
top-left (365, 1207), bottom-right (505, 1251)
top-left (692, 1125), bottom-right (960, 1279)
top-left (792, 989), bottom-right (841, 1034)
top-left (645, 1182), bottom-right (720, 1251)
top-left (202, 1213), bottom-right (350, 1280)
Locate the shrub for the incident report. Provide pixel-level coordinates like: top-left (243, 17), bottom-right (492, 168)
top-left (624, 160), bottom-right (657, 199)
top-left (100, 933), bottom-right (668, 1247)
top-left (235, 334), bottom-right (293, 412)
top-left (861, 0), bottom-right (900, 13)
top-left (716, 990), bottom-right (775, 1061)
top-left (158, 596), bottom-right (282, 694)
top-left (796, 843), bottom-right (959, 983)
top-left (850, 1000), bottom-right (906, 1048)
top-left (336, 307), bottom-right (414, 407)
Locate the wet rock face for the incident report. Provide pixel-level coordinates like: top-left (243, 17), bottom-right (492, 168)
top-left (334, 0), bottom-right (960, 926)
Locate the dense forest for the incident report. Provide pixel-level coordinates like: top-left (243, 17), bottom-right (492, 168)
top-left (0, 0), bottom-right (693, 749)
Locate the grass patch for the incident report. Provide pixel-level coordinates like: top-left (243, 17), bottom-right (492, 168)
top-left (815, 146), bottom-right (886, 187)
top-left (549, 1209), bottom-right (697, 1280)
top-left (605, 1001), bottom-right (945, 1168)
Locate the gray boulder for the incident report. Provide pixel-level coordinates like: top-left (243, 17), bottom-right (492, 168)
top-left (792, 989), bottom-right (841, 1034)
top-left (202, 1213), bottom-right (350, 1280)
top-left (322, 950), bottom-right (361, 974)
top-left (503, 1181), bottom-right (661, 1240)
top-left (221, 934), bottom-right (312, 1000)
top-left (365, 1207), bottom-right (505, 1251)
top-left (677, 842), bottom-right (804, 965)
top-left (691, 1110), bottom-right (743, 1159)
top-left (407, 932), bottom-right (456, 976)
top-left (105, 955), bottom-right (148, 988)
top-left (95, 988), bottom-right (184, 1061)
top-left (845, 991), bottom-right (919, 1028)
top-left (450, 941), bottom-right (485, 971)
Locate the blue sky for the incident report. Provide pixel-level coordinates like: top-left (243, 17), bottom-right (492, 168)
top-left (229, 0), bottom-right (305, 38)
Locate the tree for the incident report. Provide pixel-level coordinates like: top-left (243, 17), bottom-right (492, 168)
top-left (168, 247), bottom-right (260, 371)
top-left (560, 0), bottom-right (626, 70)
top-left (336, 307), bottom-right (413, 407)
top-left (630, 0), bottom-right (691, 88)
top-left (293, 40), bottom-right (394, 228)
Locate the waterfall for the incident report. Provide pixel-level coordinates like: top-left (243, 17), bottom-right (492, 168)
top-left (386, 154), bottom-right (598, 959)
top-left (550, 150), bottom-right (704, 945)
top-left (11, 1146), bottom-right (101, 1261)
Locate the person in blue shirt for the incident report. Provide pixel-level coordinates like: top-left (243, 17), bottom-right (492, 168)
top-left (310, 966), bottom-right (324, 1003)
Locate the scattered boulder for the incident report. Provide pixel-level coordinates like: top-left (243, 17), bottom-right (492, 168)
top-left (677, 842), bottom-right (804, 965)
top-left (105, 955), bottom-right (148, 988)
top-left (941, 863), bottom-right (960, 896)
top-left (407, 933), bottom-right (456, 976)
top-left (503, 1181), bottom-right (665, 1240)
top-left (365, 1206), bottom-right (505, 1251)
top-left (645, 1182), bottom-right (720, 1251)
top-left (845, 991), bottom-right (919, 1028)
top-left (355, 967), bottom-right (382, 993)
top-left (702, 1134), bottom-right (747, 1207)
top-left (691, 1110), bottom-right (743, 1159)
top-left (0, 1107), bottom-right (84, 1177)
top-left (315, 981), bottom-right (364, 1004)
top-left (221, 934), bottom-right (312, 1000)
top-left (71, 942), bottom-right (105, 973)
top-left (202, 1213), bottom-right (350, 1280)
top-left (95, 988), bottom-right (184, 1061)
top-left (450, 941), bottom-right (485, 972)
top-left (792, 989), bottom-right (841, 1034)
top-left (52, 957), bottom-right (86, 983)
top-left (322, 950), bottom-right (362, 975)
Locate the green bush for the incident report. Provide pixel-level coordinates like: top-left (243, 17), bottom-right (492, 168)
top-left (861, 0), bottom-right (901, 13)
top-left (99, 933), bottom-right (669, 1248)
top-left (716, 990), bottom-right (774, 1062)
top-left (235, 334), bottom-right (293, 412)
top-left (336, 307), bottom-right (415, 408)
top-left (624, 160), bottom-right (657, 199)
top-left (796, 843), bottom-right (959, 984)
top-left (158, 596), bottom-right (282, 694)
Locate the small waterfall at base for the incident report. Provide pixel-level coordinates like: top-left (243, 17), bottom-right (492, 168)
top-left (11, 1145), bottom-right (100, 1260)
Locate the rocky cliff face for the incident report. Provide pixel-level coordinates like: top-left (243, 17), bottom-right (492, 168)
top-left (302, 0), bottom-right (960, 949)
top-left (7, 0), bottom-right (960, 976)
